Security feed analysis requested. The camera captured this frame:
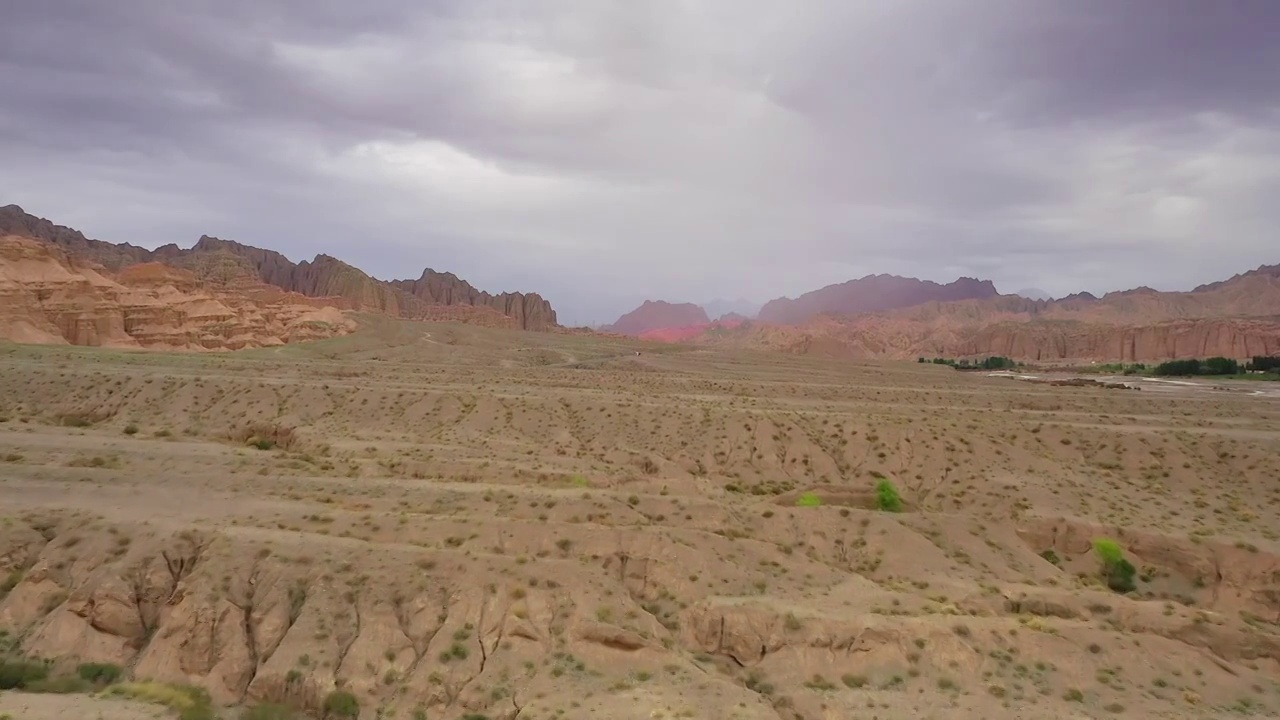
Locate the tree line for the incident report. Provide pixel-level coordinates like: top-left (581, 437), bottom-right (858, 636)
top-left (1151, 356), bottom-right (1280, 377)
top-left (917, 356), bottom-right (1018, 370)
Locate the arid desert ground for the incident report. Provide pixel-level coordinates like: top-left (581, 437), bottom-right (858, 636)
top-left (2, 318), bottom-right (1279, 720)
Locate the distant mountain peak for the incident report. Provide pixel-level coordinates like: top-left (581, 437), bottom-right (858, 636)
top-left (606, 300), bottom-right (709, 336)
top-left (758, 274), bottom-right (1000, 325)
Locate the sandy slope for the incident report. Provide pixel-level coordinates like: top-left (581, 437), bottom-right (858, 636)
top-left (1, 320), bottom-right (1278, 719)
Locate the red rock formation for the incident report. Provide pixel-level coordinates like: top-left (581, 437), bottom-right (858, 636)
top-left (758, 275), bottom-right (999, 325)
top-left (388, 269), bottom-right (557, 331)
top-left (606, 301), bottom-right (710, 336)
top-left (0, 234), bottom-right (356, 350)
top-left (0, 206), bottom-right (558, 330)
top-left (956, 319), bottom-right (1280, 362)
top-left (683, 262), bottom-right (1280, 362)
top-left (639, 316), bottom-right (746, 343)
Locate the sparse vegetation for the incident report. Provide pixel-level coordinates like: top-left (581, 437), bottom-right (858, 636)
top-left (0, 321), bottom-right (1276, 720)
top-left (322, 689), bottom-right (360, 719)
top-left (103, 682), bottom-right (217, 720)
top-left (0, 659), bottom-right (49, 689)
top-left (1093, 538), bottom-right (1137, 593)
top-left (76, 661), bottom-right (124, 686)
top-left (795, 491), bottom-right (823, 507)
top-left (874, 479), bottom-right (904, 512)
top-left (241, 702), bottom-right (300, 720)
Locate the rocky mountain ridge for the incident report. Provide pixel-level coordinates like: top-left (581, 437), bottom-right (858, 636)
top-left (758, 274), bottom-right (1001, 324)
top-left (0, 233), bottom-right (355, 350)
top-left (688, 269), bottom-right (1280, 362)
top-left (0, 205), bottom-right (557, 330)
top-left (605, 300), bottom-right (709, 336)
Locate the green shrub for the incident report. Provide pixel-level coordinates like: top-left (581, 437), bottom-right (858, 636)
top-left (103, 681), bottom-right (214, 720)
top-left (1039, 549), bottom-right (1061, 566)
top-left (874, 479), bottom-right (903, 512)
top-left (1092, 538), bottom-right (1123, 564)
top-left (241, 702), bottom-right (299, 720)
top-left (123, 424), bottom-right (140, 435)
top-left (77, 661), bottom-right (124, 685)
top-left (250, 438), bottom-right (276, 451)
top-left (323, 689), bottom-right (360, 719)
top-left (26, 674), bottom-right (92, 693)
top-left (0, 658), bottom-right (49, 689)
top-left (1092, 538), bottom-right (1136, 593)
top-left (795, 491), bottom-right (823, 507)
top-left (1, 569), bottom-right (21, 596)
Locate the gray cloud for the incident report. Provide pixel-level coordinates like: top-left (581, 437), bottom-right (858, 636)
top-left (2, 0), bottom-right (1278, 325)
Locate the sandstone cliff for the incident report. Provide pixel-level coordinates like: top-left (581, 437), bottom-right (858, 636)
top-left (389, 269), bottom-right (557, 331)
top-left (956, 318), bottom-right (1280, 362)
top-left (0, 234), bottom-right (355, 350)
top-left (697, 314), bottom-right (1280, 363)
top-left (0, 206), bottom-right (558, 331)
top-left (758, 274), bottom-right (1000, 325)
top-left (688, 264), bottom-right (1280, 362)
top-left (605, 300), bottom-right (710, 336)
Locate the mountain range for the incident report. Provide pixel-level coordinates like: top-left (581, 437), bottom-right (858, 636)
top-left (757, 275), bottom-right (1000, 324)
top-left (602, 270), bottom-right (1280, 362)
top-left (3, 204), bottom-right (1279, 361)
top-left (0, 205), bottom-right (556, 348)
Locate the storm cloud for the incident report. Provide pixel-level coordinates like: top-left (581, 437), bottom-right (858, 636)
top-left (3, 1), bottom-right (1278, 325)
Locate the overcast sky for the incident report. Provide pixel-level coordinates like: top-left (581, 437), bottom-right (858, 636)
top-left (3, 1), bottom-right (1278, 325)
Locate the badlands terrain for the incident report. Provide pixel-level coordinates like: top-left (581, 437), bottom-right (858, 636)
top-left (2, 319), bottom-right (1280, 720)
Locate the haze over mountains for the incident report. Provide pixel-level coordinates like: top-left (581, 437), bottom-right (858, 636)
top-left (601, 267), bottom-right (1280, 362)
top-left (3, 203), bottom-right (1279, 361)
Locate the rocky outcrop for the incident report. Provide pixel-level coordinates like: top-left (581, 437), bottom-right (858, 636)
top-left (1, 206), bottom-right (558, 331)
top-left (389, 269), bottom-right (557, 331)
top-left (758, 274), bottom-right (1000, 325)
top-left (691, 312), bottom-right (1280, 363)
top-left (0, 204), bottom-right (152, 270)
top-left (606, 300), bottom-right (710, 336)
top-left (957, 319), bottom-right (1280, 362)
top-left (0, 234), bottom-right (355, 350)
top-left (0, 517), bottom-right (769, 720)
top-left (688, 263), bottom-right (1280, 362)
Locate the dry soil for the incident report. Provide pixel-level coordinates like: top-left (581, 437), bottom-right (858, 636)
top-left (1, 317), bottom-right (1279, 719)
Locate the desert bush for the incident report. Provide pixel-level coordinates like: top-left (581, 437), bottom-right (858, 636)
top-left (241, 702), bottom-right (299, 720)
top-left (123, 423), bottom-right (140, 435)
top-left (229, 423), bottom-right (297, 451)
top-left (874, 479), bottom-right (903, 512)
top-left (1092, 538), bottom-right (1136, 593)
top-left (1, 569), bottom-right (22, 597)
top-left (26, 674), bottom-right (92, 693)
top-left (77, 661), bottom-right (124, 685)
top-left (104, 681), bottom-right (216, 720)
top-left (0, 658), bottom-right (49, 689)
top-left (795, 491), bottom-right (823, 507)
top-left (323, 689), bottom-right (360, 719)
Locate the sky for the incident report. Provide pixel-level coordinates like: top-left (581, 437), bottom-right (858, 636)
top-left (3, 1), bottom-right (1279, 326)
